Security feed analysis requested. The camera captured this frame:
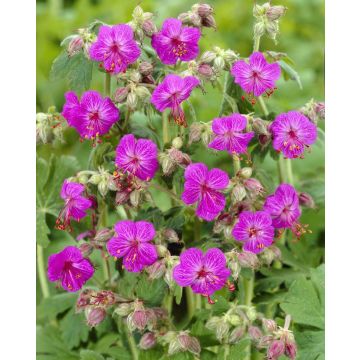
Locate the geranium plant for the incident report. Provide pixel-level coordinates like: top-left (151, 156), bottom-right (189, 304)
top-left (36, 2), bottom-right (325, 360)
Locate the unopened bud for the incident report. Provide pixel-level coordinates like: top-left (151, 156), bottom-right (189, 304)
top-left (67, 36), bottom-right (84, 56)
top-left (228, 258), bottom-right (240, 280)
top-left (201, 14), bottom-right (217, 29)
top-left (85, 307), bottom-right (106, 327)
top-left (254, 21), bottom-right (266, 38)
top-left (237, 251), bottom-right (260, 269)
top-left (189, 123), bottom-right (203, 144)
top-left (76, 289), bottom-right (95, 312)
top-left (128, 309), bottom-right (148, 331)
top-left (265, 21), bottom-right (279, 42)
top-left (200, 51), bottom-right (217, 64)
top-left (248, 326), bottom-right (263, 340)
top-left (78, 174), bottom-right (88, 184)
top-left (93, 228), bottom-right (112, 245)
top-left (172, 137), bottom-right (183, 149)
top-left (227, 314), bottom-right (242, 326)
top-left (197, 63), bottom-right (214, 80)
top-left (252, 118), bottom-right (270, 135)
top-left (146, 259), bottom-right (166, 280)
top-left (98, 180), bottom-right (108, 197)
top-left (238, 167), bottom-right (253, 179)
top-left (79, 243), bottom-right (93, 257)
top-left (266, 6), bottom-right (287, 21)
top-left (140, 332), bottom-right (157, 350)
top-left (253, 4), bottom-right (266, 17)
top-left (156, 244), bottom-right (169, 258)
top-left (285, 341), bottom-right (297, 360)
top-left (216, 320), bottom-right (230, 342)
top-left (298, 192), bottom-right (315, 209)
top-left (246, 306), bottom-right (257, 322)
top-left (258, 335), bottom-right (273, 348)
top-left (142, 19), bottom-right (157, 36)
top-left (231, 184), bottom-right (247, 204)
top-left (229, 326), bottom-right (245, 344)
top-left (178, 333), bottom-right (201, 355)
top-left (132, 5), bottom-right (144, 20)
top-left (262, 318), bottom-right (277, 333)
top-left (267, 340), bottom-right (285, 360)
top-left (193, 3), bottom-right (214, 17)
top-left (89, 174), bottom-right (102, 185)
top-left (135, 86), bottom-right (151, 100)
top-left (163, 228), bottom-right (179, 243)
top-left (130, 189), bottom-right (141, 207)
top-left (213, 56), bottom-right (225, 71)
top-left (114, 303), bottom-right (133, 317)
top-left (244, 178), bottom-right (265, 195)
top-left (113, 87), bottom-right (128, 103)
top-left (223, 49), bottom-right (239, 65)
top-left (139, 61), bottom-right (153, 76)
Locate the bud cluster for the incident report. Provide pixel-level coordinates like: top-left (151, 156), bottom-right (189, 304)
top-left (300, 98), bottom-right (325, 124)
top-left (178, 3), bottom-right (216, 30)
top-left (36, 106), bottom-right (64, 144)
top-left (158, 330), bottom-right (201, 356)
top-left (128, 5), bottom-right (157, 43)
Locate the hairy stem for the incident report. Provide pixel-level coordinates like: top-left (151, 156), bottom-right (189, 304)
top-left (185, 286), bottom-right (196, 320)
top-left (232, 154), bottom-right (241, 175)
top-left (253, 35), bottom-right (261, 52)
top-left (194, 217), bottom-right (201, 242)
top-left (257, 96), bottom-right (269, 117)
top-left (162, 111), bottom-right (170, 147)
top-left (37, 244), bottom-right (50, 299)
top-left (244, 273), bottom-right (254, 306)
top-left (104, 72), bottom-right (111, 97)
top-left (125, 323), bottom-right (139, 360)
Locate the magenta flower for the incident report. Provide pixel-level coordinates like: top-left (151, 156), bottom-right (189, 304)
top-left (232, 211), bottom-right (274, 253)
top-left (231, 52), bottom-right (281, 97)
top-left (107, 220), bottom-right (158, 272)
top-left (173, 248), bottom-right (231, 296)
top-left (62, 91), bottom-right (119, 140)
top-left (181, 163), bottom-right (229, 221)
top-left (89, 24), bottom-right (141, 74)
top-left (151, 74), bottom-right (199, 127)
top-left (208, 113), bottom-right (255, 154)
top-left (263, 184), bottom-right (301, 229)
top-left (151, 18), bottom-right (201, 65)
top-left (56, 180), bottom-right (92, 231)
top-left (48, 246), bottom-right (94, 292)
top-left (115, 134), bottom-right (158, 181)
top-left (269, 111), bottom-right (317, 159)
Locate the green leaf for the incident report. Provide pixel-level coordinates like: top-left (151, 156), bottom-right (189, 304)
top-left (37, 293), bottom-right (77, 321)
top-left (278, 60), bottom-right (303, 90)
top-left (60, 309), bottom-right (90, 349)
top-left (174, 284), bottom-right (183, 305)
top-left (228, 339), bottom-right (251, 359)
top-left (88, 142), bottom-right (114, 170)
top-left (130, 112), bottom-right (161, 147)
top-left (280, 265), bottom-right (324, 329)
top-left (212, 295), bottom-right (230, 315)
top-left (37, 325), bottom-right (78, 359)
top-left (80, 350), bottom-right (105, 360)
top-left (36, 211), bottom-right (50, 247)
top-left (50, 51), bottom-right (93, 93)
top-left (93, 333), bottom-right (119, 354)
top-left (136, 275), bottom-right (167, 306)
top-left (139, 348), bottom-right (164, 360)
top-left (295, 329), bottom-right (325, 360)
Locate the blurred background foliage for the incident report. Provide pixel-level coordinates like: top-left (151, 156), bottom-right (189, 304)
top-left (37, 0), bottom-right (324, 358)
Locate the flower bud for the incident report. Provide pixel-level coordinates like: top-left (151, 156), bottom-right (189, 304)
top-left (237, 251), bottom-right (260, 269)
top-left (135, 86), bottom-right (151, 100)
top-left (146, 259), bottom-right (166, 280)
top-left (142, 19), bottom-right (157, 37)
top-left (163, 228), bottom-right (180, 243)
top-left (114, 303), bottom-right (133, 317)
top-left (85, 307), bottom-right (106, 327)
top-left (227, 314), bottom-right (242, 326)
top-left (189, 123), bottom-right (203, 144)
top-left (132, 5), bottom-right (143, 20)
top-left (200, 51), bottom-right (217, 64)
top-left (197, 63), bottom-right (215, 81)
top-left (246, 306), bottom-right (257, 322)
top-left (89, 174), bottom-right (102, 185)
top-left (172, 137), bottom-right (183, 149)
top-left (267, 340), bottom-right (285, 360)
top-left (93, 228), bottom-right (113, 245)
top-left (178, 333), bottom-right (201, 355)
top-left (201, 124), bottom-right (213, 146)
top-left (257, 335), bottom-right (273, 348)
top-left (156, 244), bottom-right (169, 258)
top-left (67, 36), bottom-right (84, 57)
top-left (244, 178), bottom-right (265, 195)
top-left (193, 3), bottom-right (214, 17)
top-left (76, 289), bottom-right (95, 312)
top-left (266, 6), bottom-right (287, 21)
top-left (113, 87), bottom-right (128, 103)
top-left (229, 326), bottom-right (245, 344)
top-left (248, 326), bottom-right (263, 340)
top-left (285, 341), bottom-right (297, 360)
top-left (128, 309), bottom-right (148, 331)
top-left (231, 184), bottom-right (247, 204)
top-left (213, 56), bottom-right (225, 71)
top-left (139, 61), bottom-right (153, 76)
top-left (265, 20), bottom-right (279, 42)
top-left (98, 180), bottom-right (109, 197)
top-left (130, 189), bottom-right (141, 207)
top-left (159, 152), bottom-right (176, 176)
top-left (168, 338), bottom-right (182, 355)
top-left (140, 332), bottom-right (157, 350)
top-left (254, 21), bottom-right (266, 38)
top-left (228, 257), bottom-right (240, 280)
top-left (262, 318), bottom-right (277, 333)
top-left (239, 167), bottom-right (253, 179)
top-left (201, 14), bottom-right (217, 29)
top-left (216, 320), bottom-right (230, 342)
top-left (252, 118), bottom-right (270, 135)
top-left (298, 192), bottom-right (315, 209)
top-left (79, 243), bottom-right (93, 257)
top-left (223, 49), bottom-right (239, 67)
top-left (253, 4), bottom-right (266, 17)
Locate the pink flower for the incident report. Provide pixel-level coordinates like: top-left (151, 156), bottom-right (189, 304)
top-left (181, 163), bottom-right (229, 221)
top-left (89, 24), bottom-right (141, 74)
top-left (151, 18), bottom-right (201, 65)
top-left (107, 220), bottom-right (158, 272)
top-left (208, 113), bottom-right (254, 154)
top-left (269, 111), bottom-right (317, 159)
top-left (232, 211), bottom-right (274, 253)
top-left (263, 184), bottom-right (301, 229)
top-left (173, 248), bottom-right (231, 296)
top-left (115, 134), bottom-right (158, 181)
top-left (151, 74), bottom-right (199, 127)
top-left (231, 52), bottom-right (281, 97)
top-left (47, 246), bottom-right (94, 292)
top-left (62, 91), bottom-right (119, 141)
top-left (56, 180), bottom-right (92, 231)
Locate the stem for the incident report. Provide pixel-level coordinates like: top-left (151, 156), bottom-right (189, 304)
top-left (37, 244), bottom-right (50, 299)
top-left (194, 217), bottom-right (201, 242)
top-left (257, 96), bottom-right (269, 117)
top-left (244, 274), bottom-right (254, 307)
top-left (223, 344), bottom-right (230, 360)
top-left (149, 183), bottom-right (182, 204)
top-left (125, 324), bottom-right (139, 360)
top-left (253, 36), bottom-right (261, 52)
top-left (98, 200), bottom-right (111, 284)
top-left (232, 154), bottom-right (241, 175)
top-left (163, 291), bottom-right (173, 317)
top-left (185, 286), bottom-right (195, 320)
top-left (195, 294), bottom-right (202, 310)
top-left (285, 158), bottom-right (294, 185)
top-left (122, 108), bottom-right (132, 131)
top-left (162, 111), bottom-right (170, 147)
top-left (104, 73), bottom-right (111, 97)
top-left (277, 157), bottom-right (287, 183)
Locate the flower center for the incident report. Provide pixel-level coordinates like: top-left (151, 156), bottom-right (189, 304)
top-left (248, 226), bottom-right (258, 238)
top-left (288, 129), bottom-right (297, 139)
top-left (89, 111), bottom-right (100, 121)
top-left (197, 268), bottom-right (208, 278)
top-left (172, 39), bottom-right (188, 57)
top-left (110, 43), bottom-right (120, 53)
